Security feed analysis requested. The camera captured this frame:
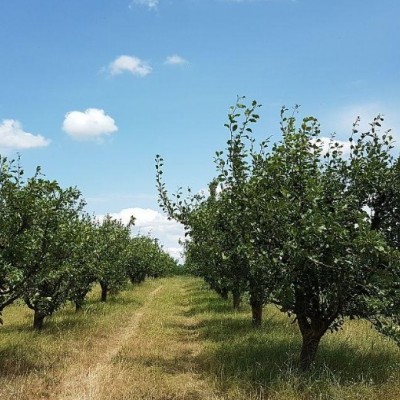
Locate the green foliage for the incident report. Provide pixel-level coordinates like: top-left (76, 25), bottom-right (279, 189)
top-left (21, 183), bottom-right (86, 328)
top-left (92, 215), bottom-right (132, 302)
top-left (0, 156), bottom-right (43, 315)
top-left (156, 97), bottom-right (400, 370)
top-left (66, 215), bottom-right (99, 310)
top-left (126, 235), bottom-right (178, 284)
top-left (1, 155), bottom-right (173, 329)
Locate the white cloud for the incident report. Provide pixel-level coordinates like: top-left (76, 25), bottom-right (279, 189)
top-left (311, 137), bottom-right (352, 156)
top-left (103, 207), bottom-right (185, 261)
top-left (318, 103), bottom-right (400, 160)
top-left (129, 0), bottom-right (159, 10)
top-left (0, 119), bottom-right (50, 151)
top-left (109, 55), bottom-right (152, 77)
top-left (321, 103), bottom-right (399, 142)
top-left (164, 55), bottom-right (188, 66)
top-left (63, 108), bottom-right (118, 141)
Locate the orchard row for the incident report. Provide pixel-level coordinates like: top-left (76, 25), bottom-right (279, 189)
top-left (157, 98), bottom-right (400, 371)
top-left (0, 158), bottom-right (177, 330)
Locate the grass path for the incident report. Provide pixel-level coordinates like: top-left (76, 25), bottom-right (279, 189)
top-left (1, 276), bottom-right (400, 399)
top-left (56, 285), bottom-right (163, 400)
top-left (85, 276), bottom-right (224, 400)
top-left (0, 277), bottom-right (224, 400)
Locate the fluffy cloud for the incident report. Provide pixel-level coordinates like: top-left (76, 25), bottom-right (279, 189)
top-left (63, 108), bottom-right (118, 141)
top-left (109, 55), bottom-right (152, 77)
top-left (103, 207), bottom-right (185, 261)
top-left (164, 55), bottom-right (188, 66)
top-left (0, 119), bottom-right (50, 150)
top-left (130, 0), bottom-right (159, 10)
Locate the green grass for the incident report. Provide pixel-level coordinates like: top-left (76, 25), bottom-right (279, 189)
top-left (0, 276), bottom-right (399, 399)
top-left (183, 278), bottom-right (400, 399)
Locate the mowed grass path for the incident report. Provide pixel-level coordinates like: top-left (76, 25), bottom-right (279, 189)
top-left (1, 276), bottom-right (400, 399)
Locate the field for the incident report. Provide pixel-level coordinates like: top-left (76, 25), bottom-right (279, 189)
top-left (1, 276), bottom-right (399, 400)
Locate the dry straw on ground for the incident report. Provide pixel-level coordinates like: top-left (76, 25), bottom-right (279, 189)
top-left (1, 277), bottom-right (400, 400)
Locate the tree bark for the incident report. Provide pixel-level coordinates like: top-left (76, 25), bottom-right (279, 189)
top-left (33, 310), bottom-right (46, 330)
top-left (299, 330), bottom-right (323, 371)
top-left (100, 281), bottom-right (108, 302)
top-left (297, 314), bottom-right (327, 371)
top-left (251, 297), bottom-right (263, 328)
top-left (232, 289), bottom-right (241, 310)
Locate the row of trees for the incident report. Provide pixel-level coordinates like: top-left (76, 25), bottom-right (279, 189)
top-left (156, 98), bottom-right (400, 371)
top-left (0, 157), bottom-right (177, 330)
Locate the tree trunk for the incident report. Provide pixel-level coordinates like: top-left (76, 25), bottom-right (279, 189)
top-left (100, 281), bottom-right (108, 302)
top-left (75, 301), bottom-right (83, 312)
top-left (33, 310), bottom-right (46, 330)
top-left (299, 330), bottom-right (323, 371)
top-left (232, 289), bottom-right (241, 310)
top-left (251, 297), bottom-right (263, 328)
top-left (297, 315), bottom-right (327, 371)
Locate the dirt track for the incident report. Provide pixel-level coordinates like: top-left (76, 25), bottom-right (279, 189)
top-left (56, 286), bottom-right (163, 400)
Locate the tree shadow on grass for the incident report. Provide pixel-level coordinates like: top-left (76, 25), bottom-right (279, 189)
top-left (182, 285), bottom-right (243, 316)
top-left (184, 295), bottom-right (234, 315)
top-left (194, 314), bottom-right (400, 391)
top-left (314, 337), bottom-right (400, 384)
top-left (180, 284), bottom-right (400, 395)
top-left (193, 313), bottom-right (298, 379)
top-left (0, 343), bottom-right (50, 377)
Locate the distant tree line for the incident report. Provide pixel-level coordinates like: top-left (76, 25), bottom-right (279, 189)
top-left (156, 97), bottom-right (400, 371)
top-left (0, 157), bottom-right (177, 330)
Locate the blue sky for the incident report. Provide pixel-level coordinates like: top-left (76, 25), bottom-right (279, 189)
top-left (0, 0), bottom-right (399, 259)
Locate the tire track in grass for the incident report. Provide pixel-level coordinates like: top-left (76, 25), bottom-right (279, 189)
top-left (56, 285), bottom-right (163, 400)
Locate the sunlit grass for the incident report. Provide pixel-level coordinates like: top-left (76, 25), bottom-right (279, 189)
top-left (0, 280), bottom-right (159, 400)
top-left (1, 276), bottom-right (399, 399)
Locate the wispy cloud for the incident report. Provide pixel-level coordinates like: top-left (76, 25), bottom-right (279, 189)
top-left (129, 0), bottom-right (159, 11)
top-left (63, 108), bottom-right (118, 141)
top-left (320, 103), bottom-right (399, 144)
top-left (108, 55), bottom-right (152, 77)
top-left (221, 0), bottom-right (297, 3)
top-left (0, 119), bottom-right (50, 151)
top-left (164, 55), bottom-right (188, 66)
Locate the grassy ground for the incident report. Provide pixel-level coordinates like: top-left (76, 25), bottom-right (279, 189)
top-left (1, 276), bottom-right (399, 399)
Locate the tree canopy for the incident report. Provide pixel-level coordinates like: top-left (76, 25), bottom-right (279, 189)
top-left (156, 97), bottom-right (400, 370)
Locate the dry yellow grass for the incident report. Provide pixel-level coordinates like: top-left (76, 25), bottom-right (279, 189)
top-left (55, 285), bottom-right (163, 400)
top-left (94, 277), bottom-right (224, 400)
top-left (0, 277), bottom-right (225, 400)
top-left (0, 279), bottom-right (162, 400)
top-left (1, 276), bottom-right (400, 400)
